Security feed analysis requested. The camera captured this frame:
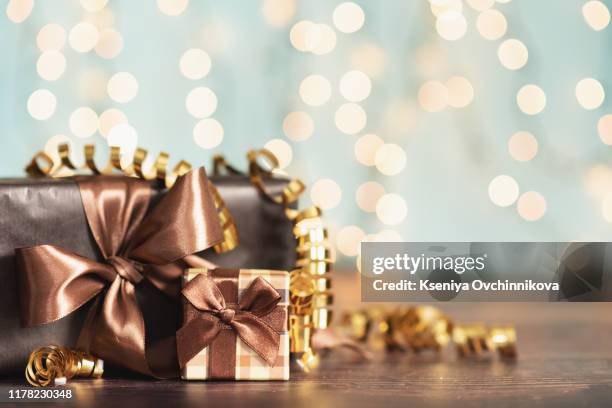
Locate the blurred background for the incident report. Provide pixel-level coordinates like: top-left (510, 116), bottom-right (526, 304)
top-left (2, 0), bottom-right (612, 268)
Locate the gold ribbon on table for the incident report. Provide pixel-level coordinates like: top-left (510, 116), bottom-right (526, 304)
top-left (212, 149), bottom-right (334, 371)
top-left (176, 273), bottom-right (283, 373)
top-left (26, 143), bottom-right (238, 253)
top-left (337, 307), bottom-right (517, 359)
top-left (26, 346), bottom-right (104, 387)
top-left (17, 167), bottom-right (224, 378)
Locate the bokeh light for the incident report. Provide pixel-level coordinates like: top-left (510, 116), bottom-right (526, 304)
top-left (290, 20), bottom-right (315, 52)
top-left (36, 51), bottom-right (66, 81)
top-left (27, 89), bottom-right (56, 121)
top-left (283, 111), bottom-right (314, 142)
top-left (488, 175), bottom-right (519, 207)
top-left (350, 42), bottom-right (388, 78)
top-left (335, 103), bottom-right (367, 134)
top-left (497, 39), bottom-right (528, 70)
top-left (79, 0), bottom-right (108, 12)
top-left (575, 78), bottom-right (605, 110)
top-left (335, 225), bottom-right (365, 256)
top-left (179, 49), bottom-right (211, 80)
top-left (339, 70), bottom-right (372, 102)
top-left (310, 24), bottom-right (337, 55)
top-left (476, 9), bottom-right (507, 40)
top-left (261, 0), bottom-right (296, 28)
top-left (300, 23), bottom-right (337, 55)
top-left (375, 144), bottom-right (407, 176)
top-left (376, 193), bottom-right (408, 225)
top-left (6, 0), bottom-right (33, 24)
top-left (157, 0), bottom-right (189, 16)
top-left (85, 8), bottom-right (114, 28)
top-left (418, 81), bottom-right (448, 112)
top-left (597, 114), bottom-right (612, 145)
top-left (37, 24), bottom-right (66, 51)
top-left (333, 2), bottom-right (365, 34)
top-left (517, 191), bottom-right (546, 221)
top-left (107, 123), bottom-right (138, 155)
top-left (107, 72), bottom-right (139, 103)
top-left (185, 87), bottom-right (218, 118)
top-left (69, 22), bottom-right (99, 53)
top-left (95, 28), bottom-right (124, 59)
top-left (516, 84), bottom-right (546, 115)
top-left (582, 1), bottom-right (610, 31)
top-left (193, 118), bottom-right (224, 149)
top-left (69, 107), bottom-right (99, 139)
top-left (435, 11), bottom-right (467, 41)
top-left (585, 165), bottom-right (612, 198)
top-left (98, 108), bottom-right (128, 138)
top-left (508, 131), bottom-right (538, 162)
top-left (356, 181), bottom-right (385, 212)
top-left (299, 74), bottom-right (332, 106)
top-left (264, 139), bottom-right (293, 169)
top-left (466, 0), bottom-right (495, 11)
top-left (354, 133), bottom-right (384, 166)
top-left (430, 0), bottom-right (463, 18)
top-left (310, 179), bottom-right (342, 210)
top-left (445, 76), bottom-right (474, 108)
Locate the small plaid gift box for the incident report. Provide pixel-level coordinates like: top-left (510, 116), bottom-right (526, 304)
top-left (177, 268), bottom-right (290, 380)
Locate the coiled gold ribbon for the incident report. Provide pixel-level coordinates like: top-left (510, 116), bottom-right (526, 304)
top-left (453, 324), bottom-right (517, 359)
top-left (26, 144), bottom-right (238, 253)
top-left (338, 306), bottom-right (517, 359)
top-left (26, 346), bottom-right (103, 387)
top-left (213, 150), bottom-right (334, 371)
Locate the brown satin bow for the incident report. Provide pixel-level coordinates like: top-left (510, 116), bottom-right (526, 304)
top-left (176, 274), bottom-right (282, 368)
top-left (16, 167), bottom-right (224, 377)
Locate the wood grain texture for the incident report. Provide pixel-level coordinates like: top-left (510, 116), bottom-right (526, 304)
top-left (0, 273), bottom-right (611, 407)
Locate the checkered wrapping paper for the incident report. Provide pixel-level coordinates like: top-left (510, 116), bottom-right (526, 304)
top-left (182, 268), bottom-right (290, 381)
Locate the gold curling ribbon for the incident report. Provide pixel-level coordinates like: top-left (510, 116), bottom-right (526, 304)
top-left (454, 324), bottom-right (517, 359)
top-left (212, 151), bottom-right (334, 372)
top-left (26, 346), bottom-right (103, 387)
top-left (25, 144), bottom-right (238, 253)
top-left (338, 307), bottom-right (517, 359)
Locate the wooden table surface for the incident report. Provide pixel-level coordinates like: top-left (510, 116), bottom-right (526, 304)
top-left (1, 274), bottom-right (611, 407)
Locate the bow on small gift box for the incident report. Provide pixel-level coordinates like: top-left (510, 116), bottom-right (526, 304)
top-left (16, 168), bottom-right (224, 377)
top-left (177, 268), bottom-right (290, 380)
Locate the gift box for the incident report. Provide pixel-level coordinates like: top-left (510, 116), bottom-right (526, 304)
top-left (0, 172), bottom-right (296, 375)
top-left (178, 268), bottom-right (290, 380)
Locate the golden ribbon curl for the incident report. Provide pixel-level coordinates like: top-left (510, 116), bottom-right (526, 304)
top-left (26, 346), bottom-right (103, 387)
top-left (338, 306), bottom-right (517, 360)
top-left (26, 144), bottom-right (237, 254)
top-left (213, 149), bottom-right (334, 372)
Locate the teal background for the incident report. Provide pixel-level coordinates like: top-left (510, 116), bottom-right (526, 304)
top-left (1, 0), bottom-right (612, 266)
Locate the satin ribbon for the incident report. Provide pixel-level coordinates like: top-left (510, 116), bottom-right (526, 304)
top-left (25, 143), bottom-right (239, 254)
top-left (16, 167), bottom-right (224, 377)
top-left (176, 273), bottom-right (282, 371)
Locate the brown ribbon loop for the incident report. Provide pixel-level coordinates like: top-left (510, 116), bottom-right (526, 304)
top-left (177, 274), bottom-right (282, 369)
top-left (16, 167), bottom-right (224, 377)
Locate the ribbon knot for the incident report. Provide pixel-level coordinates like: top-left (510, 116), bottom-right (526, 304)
top-left (106, 256), bottom-right (144, 284)
top-left (217, 307), bottom-right (236, 324)
top-left (177, 273), bottom-right (283, 368)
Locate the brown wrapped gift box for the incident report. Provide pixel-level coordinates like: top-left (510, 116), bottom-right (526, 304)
top-left (0, 175), bottom-right (296, 375)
